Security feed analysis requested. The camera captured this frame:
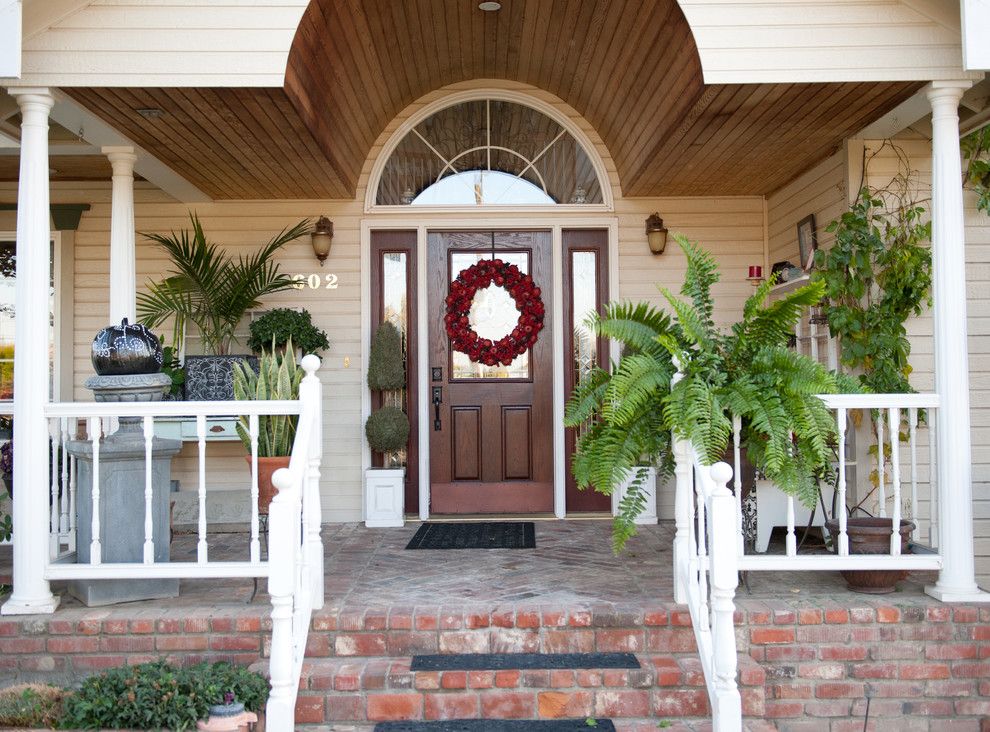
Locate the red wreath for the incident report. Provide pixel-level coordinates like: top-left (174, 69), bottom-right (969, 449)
top-left (444, 259), bottom-right (545, 366)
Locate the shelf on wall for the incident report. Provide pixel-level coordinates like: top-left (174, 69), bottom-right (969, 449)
top-left (768, 273), bottom-right (811, 294)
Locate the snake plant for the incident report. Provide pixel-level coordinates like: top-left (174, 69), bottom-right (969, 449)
top-left (232, 339), bottom-right (302, 457)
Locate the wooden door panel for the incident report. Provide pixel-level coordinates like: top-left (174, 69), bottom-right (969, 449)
top-left (502, 407), bottom-right (532, 481)
top-left (451, 407), bottom-right (482, 481)
top-left (429, 231), bottom-right (553, 514)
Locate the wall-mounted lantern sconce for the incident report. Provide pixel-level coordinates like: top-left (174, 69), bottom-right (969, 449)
top-left (645, 212), bottom-right (668, 255)
top-left (311, 216), bottom-right (333, 266)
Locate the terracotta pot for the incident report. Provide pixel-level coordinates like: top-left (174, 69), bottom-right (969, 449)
top-left (245, 456), bottom-right (291, 515)
top-left (825, 517), bottom-right (916, 594)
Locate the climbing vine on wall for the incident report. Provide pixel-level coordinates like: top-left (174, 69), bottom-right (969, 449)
top-left (962, 125), bottom-right (990, 216)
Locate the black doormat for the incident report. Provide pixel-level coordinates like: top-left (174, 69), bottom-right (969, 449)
top-left (376, 721), bottom-right (617, 731)
top-left (405, 521), bottom-right (535, 550)
top-left (410, 652), bottom-right (640, 671)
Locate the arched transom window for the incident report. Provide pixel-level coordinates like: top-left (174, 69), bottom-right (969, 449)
top-left (375, 99), bottom-right (605, 206)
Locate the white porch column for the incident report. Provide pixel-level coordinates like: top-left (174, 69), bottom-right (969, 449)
top-left (103, 146), bottom-right (137, 323)
top-left (1, 88), bottom-right (60, 615)
top-left (924, 80), bottom-right (989, 602)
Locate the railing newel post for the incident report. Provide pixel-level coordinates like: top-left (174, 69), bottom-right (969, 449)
top-left (265, 467), bottom-right (297, 729)
top-left (300, 355), bottom-right (324, 610)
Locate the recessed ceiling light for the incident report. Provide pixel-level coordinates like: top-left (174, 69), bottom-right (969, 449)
top-left (136, 108), bottom-right (165, 119)
top-left (479, 2), bottom-right (501, 11)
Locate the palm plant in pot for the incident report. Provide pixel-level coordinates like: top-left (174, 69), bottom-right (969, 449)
top-left (364, 322), bottom-right (409, 528)
top-left (137, 213), bottom-right (310, 400)
top-left (566, 236), bottom-right (854, 551)
top-left (232, 340), bottom-right (302, 518)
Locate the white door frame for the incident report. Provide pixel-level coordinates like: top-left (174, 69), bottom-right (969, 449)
top-left (360, 215), bottom-right (619, 521)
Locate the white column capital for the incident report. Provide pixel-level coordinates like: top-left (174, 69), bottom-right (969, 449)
top-left (101, 145), bottom-right (137, 174)
top-left (8, 87), bottom-right (54, 119)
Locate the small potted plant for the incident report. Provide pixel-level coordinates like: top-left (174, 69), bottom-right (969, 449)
top-left (247, 307), bottom-right (329, 359)
top-left (232, 339), bottom-right (302, 517)
top-left (364, 322), bottom-right (409, 528)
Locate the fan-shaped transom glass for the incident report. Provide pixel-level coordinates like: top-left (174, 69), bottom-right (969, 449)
top-left (376, 99), bottom-right (604, 206)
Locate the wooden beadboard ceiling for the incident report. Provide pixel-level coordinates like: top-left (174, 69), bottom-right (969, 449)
top-left (0, 154), bottom-right (118, 182)
top-left (62, 1), bottom-right (923, 200)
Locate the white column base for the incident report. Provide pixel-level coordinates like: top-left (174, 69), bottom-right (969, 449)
top-left (2, 595), bottom-right (60, 615)
top-left (924, 584), bottom-right (990, 603)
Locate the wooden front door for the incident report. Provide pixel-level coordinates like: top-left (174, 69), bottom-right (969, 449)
top-left (428, 231), bottom-right (553, 514)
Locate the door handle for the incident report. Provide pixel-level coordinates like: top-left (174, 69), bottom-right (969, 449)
top-left (432, 386), bottom-right (442, 431)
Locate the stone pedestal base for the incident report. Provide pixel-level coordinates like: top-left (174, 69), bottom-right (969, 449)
top-left (68, 414), bottom-right (181, 607)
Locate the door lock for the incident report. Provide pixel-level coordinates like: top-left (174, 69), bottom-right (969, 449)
top-left (432, 387), bottom-right (443, 431)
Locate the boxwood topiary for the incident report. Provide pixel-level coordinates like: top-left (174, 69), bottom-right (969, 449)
top-left (365, 406), bottom-right (410, 454)
top-left (367, 321), bottom-right (405, 391)
top-left (247, 307), bottom-right (330, 355)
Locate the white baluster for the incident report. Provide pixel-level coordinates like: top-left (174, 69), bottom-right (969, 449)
top-left (708, 461), bottom-right (742, 731)
top-left (696, 466), bottom-right (709, 631)
top-left (929, 413), bottom-right (938, 547)
top-left (672, 434), bottom-right (692, 605)
top-left (732, 415), bottom-right (743, 556)
top-left (266, 467), bottom-right (299, 729)
top-left (909, 408), bottom-right (919, 543)
top-left (785, 496), bottom-right (796, 556)
top-left (876, 411), bottom-right (886, 517)
top-left (142, 416), bottom-right (155, 564)
top-left (888, 407), bottom-right (902, 556)
top-left (59, 418), bottom-right (69, 539)
top-left (88, 417), bottom-right (101, 565)
top-left (196, 414), bottom-right (207, 563)
top-left (48, 420), bottom-right (59, 558)
top-left (249, 413), bottom-right (260, 563)
top-left (809, 318), bottom-right (819, 362)
top-left (301, 355), bottom-right (324, 609)
top-left (836, 407), bottom-right (849, 556)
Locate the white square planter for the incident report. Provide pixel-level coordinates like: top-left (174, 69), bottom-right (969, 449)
top-left (611, 466), bottom-right (658, 525)
top-left (364, 467), bottom-right (405, 528)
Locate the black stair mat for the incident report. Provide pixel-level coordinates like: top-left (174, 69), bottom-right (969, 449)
top-left (376, 721), bottom-right (617, 731)
top-left (405, 521), bottom-right (535, 550)
top-left (410, 652), bottom-right (640, 671)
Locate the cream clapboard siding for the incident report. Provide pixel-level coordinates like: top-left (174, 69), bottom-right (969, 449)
top-left (10, 0), bottom-right (308, 87)
top-left (678, 0), bottom-right (974, 84)
top-left (8, 1), bottom-right (979, 89)
top-left (767, 149), bottom-right (846, 266)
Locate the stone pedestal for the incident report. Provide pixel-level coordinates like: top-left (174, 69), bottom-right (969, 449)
top-left (68, 372), bottom-right (181, 606)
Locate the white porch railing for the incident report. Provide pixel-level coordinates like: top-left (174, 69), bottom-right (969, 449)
top-left (673, 392), bottom-right (942, 732)
top-left (12, 357), bottom-right (324, 729)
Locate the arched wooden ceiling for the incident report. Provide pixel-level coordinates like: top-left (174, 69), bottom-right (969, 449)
top-left (286, 0), bottom-right (922, 199)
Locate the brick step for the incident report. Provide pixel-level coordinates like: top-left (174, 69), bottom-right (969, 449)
top-left (290, 653), bottom-right (766, 726)
top-left (307, 604), bottom-right (699, 659)
top-left (298, 720), bottom-right (778, 732)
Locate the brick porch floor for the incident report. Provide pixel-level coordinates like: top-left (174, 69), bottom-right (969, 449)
top-left (0, 521), bottom-right (988, 730)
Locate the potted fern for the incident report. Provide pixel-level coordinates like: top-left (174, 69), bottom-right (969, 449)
top-left (137, 214), bottom-right (310, 400)
top-left (364, 322), bottom-right (409, 528)
top-left (232, 340), bottom-right (302, 516)
top-left (566, 235), bottom-right (855, 551)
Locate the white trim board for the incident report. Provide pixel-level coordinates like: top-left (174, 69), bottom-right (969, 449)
top-left (360, 215), bottom-right (619, 522)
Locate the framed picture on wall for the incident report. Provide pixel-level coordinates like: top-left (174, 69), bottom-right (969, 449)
top-left (797, 214), bottom-right (818, 271)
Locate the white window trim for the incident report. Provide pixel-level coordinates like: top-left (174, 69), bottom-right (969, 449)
top-left (364, 89), bottom-right (615, 214)
top-left (0, 230), bottom-right (66, 402)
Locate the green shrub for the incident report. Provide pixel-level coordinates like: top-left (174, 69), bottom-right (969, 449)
top-left (0, 684), bottom-right (66, 728)
top-left (60, 660), bottom-right (269, 731)
top-left (367, 322), bottom-right (405, 391)
top-left (247, 308), bottom-right (330, 356)
top-left (365, 406), bottom-right (410, 454)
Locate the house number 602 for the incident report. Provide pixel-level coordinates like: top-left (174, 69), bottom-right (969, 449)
top-left (292, 273), bottom-right (339, 290)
